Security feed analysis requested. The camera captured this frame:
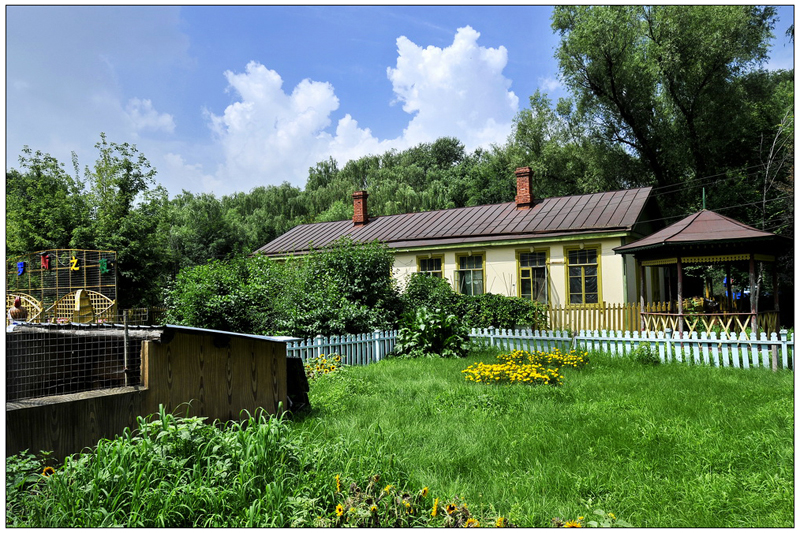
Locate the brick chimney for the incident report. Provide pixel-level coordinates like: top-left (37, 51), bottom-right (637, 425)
top-left (353, 190), bottom-right (369, 226)
top-left (514, 167), bottom-right (535, 210)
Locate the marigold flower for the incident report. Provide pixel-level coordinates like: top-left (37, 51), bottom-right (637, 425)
top-left (564, 520), bottom-right (582, 527)
top-left (335, 504), bottom-right (344, 517)
top-left (42, 466), bottom-right (55, 476)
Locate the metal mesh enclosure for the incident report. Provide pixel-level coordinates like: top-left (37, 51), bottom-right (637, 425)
top-left (6, 324), bottom-right (142, 402)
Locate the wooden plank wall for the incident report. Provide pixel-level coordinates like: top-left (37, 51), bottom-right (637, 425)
top-left (6, 329), bottom-right (287, 462)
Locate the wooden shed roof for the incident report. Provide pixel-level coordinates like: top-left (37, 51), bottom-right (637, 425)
top-left (255, 187), bottom-right (653, 257)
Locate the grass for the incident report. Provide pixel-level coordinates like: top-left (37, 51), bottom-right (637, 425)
top-left (296, 347), bottom-right (794, 527)
top-left (6, 346), bottom-right (793, 527)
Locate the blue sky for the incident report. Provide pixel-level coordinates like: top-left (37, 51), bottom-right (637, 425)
top-left (5, 5), bottom-right (795, 198)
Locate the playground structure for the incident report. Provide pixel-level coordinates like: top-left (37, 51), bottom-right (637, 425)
top-left (6, 249), bottom-right (117, 326)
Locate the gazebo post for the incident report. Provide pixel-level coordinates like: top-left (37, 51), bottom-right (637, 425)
top-left (773, 263), bottom-right (780, 327)
top-left (749, 254), bottom-right (758, 332)
top-left (676, 256), bottom-right (684, 338)
top-left (725, 264), bottom-right (732, 311)
top-left (639, 261), bottom-right (646, 331)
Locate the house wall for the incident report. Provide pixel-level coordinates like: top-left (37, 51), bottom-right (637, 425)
top-left (393, 236), bottom-right (632, 305)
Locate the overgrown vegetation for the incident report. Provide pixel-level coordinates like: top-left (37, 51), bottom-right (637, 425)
top-left (164, 238), bottom-right (401, 338)
top-left (9, 348), bottom-right (793, 528)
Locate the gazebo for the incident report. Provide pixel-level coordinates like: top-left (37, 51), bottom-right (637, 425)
top-left (614, 210), bottom-right (792, 336)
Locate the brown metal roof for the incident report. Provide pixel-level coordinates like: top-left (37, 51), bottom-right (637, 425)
top-left (614, 209), bottom-right (780, 254)
top-left (254, 187), bottom-right (653, 257)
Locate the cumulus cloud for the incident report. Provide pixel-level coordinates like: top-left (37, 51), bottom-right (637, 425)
top-left (208, 26), bottom-right (519, 192)
top-left (126, 98), bottom-right (176, 133)
top-left (388, 26), bottom-right (519, 150)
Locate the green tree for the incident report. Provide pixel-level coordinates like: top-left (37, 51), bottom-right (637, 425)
top-left (6, 148), bottom-right (89, 255)
top-left (552, 5), bottom-right (777, 194)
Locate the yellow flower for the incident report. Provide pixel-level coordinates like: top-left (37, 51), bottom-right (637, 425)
top-left (421, 486), bottom-right (429, 498)
top-left (384, 484), bottom-right (393, 493)
top-left (496, 517), bottom-right (505, 527)
top-left (370, 505), bottom-right (378, 513)
top-left (431, 498), bottom-right (439, 517)
top-left (335, 474), bottom-right (341, 493)
top-left (608, 513), bottom-right (616, 520)
top-left (465, 517), bottom-right (480, 527)
top-left (42, 466), bottom-right (55, 476)
top-left (335, 504), bottom-right (344, 517)
top-left (564, 520), bottom-right (582, 527)
top-left (446, 503), bottom-right (457, 515)
top-left (578, 516), bottom-right (584, 521)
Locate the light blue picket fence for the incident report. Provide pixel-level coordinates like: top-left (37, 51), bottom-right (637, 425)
top-left (286, 330), bottom-right (399, 365)
top-left (573, 328), bottom-right (795, 370)
top-left (285, 327), bottom-right (794, 371)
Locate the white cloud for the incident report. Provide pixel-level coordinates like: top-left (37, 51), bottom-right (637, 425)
top-left (538, 76), bottom-right (562, 94)
top-left (387, 26), bottom-right (519, 150)
top-left (163, 152), bottom-right (222, 194)
top-left (126, 98), bottom-right (176, 134)
top-left (207, 26), bottom-right (519, 193)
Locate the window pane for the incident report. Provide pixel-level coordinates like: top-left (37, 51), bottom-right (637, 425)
top-left (570, 294), bottom-right (583, 304)
top-left (459, 271), bottom-right (471, 294)
top-left (584, 274), bottom-right (597, 295)
top-left (473, 275), bottom-right (483, 295)
top-left (521, 277), bottom-right (532, 299)
top-left (569, 276), bottom-right (583, 294)
top-left (585, 293), bottom-right (599, 304)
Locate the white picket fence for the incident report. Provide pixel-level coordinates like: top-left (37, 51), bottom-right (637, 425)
top-left (285, 327), bottom-right (794, 371)
top-left (286, 330), bottom-right (399, 365)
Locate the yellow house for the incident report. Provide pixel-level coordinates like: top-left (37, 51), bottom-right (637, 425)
top-left (255, 168), bottom-right (660, 307)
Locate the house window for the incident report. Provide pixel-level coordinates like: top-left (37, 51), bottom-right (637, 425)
top-left (417, 256), bottom-right (443, 278)
top-left (456, 253), bottom-right (484, 296)
top-left (567, 247), bottom-right (600, 304)
top-left (519, 251), bottom-right (548, 304)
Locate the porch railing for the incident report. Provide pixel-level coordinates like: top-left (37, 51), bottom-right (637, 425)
top-left (548, 302), bottom-right (782, 336)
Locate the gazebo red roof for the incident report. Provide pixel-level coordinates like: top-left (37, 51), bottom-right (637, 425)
top-left (614, 210), bottom-right (782, 254)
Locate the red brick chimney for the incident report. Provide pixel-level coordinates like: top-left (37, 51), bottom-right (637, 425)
top-left (514, 167), bottom-right (535, 210)
top-left (353, 190), bottom-right (369, 226)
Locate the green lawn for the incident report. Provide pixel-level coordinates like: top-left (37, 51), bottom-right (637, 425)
top-left (6, 346), bottom-right (793, 527)
top-left (296, 347), bottom-right (794, 527)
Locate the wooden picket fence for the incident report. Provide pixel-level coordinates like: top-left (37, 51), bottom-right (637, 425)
top-left (548, 303), bottom-right (640, 333)
top-left (548, 302), bottom-right (781, 336)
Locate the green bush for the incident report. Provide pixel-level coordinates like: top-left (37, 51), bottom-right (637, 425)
top-left (400, 274), bottom-right (549, 331)
top-left (630, 344), bottom-right (660, 366)
top-left (458, 292), bottom-right (548, 330)
top-left (393, 307), bottom-right (470, 358)
top-left (164, 238), bottom-right (402, 338)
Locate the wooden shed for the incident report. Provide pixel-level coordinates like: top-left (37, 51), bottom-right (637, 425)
top-left (6, 324), bottom-right (300, 461)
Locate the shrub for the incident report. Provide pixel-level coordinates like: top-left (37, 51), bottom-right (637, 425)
top-left (630, 344), bottom-right (660, 366)
top-left (459, 293), bottom-right (548, 330)
top-left (400, 273), bottom-right (460, 317)
top-left (165, 239), bottom-right (403, 338)
top-left (393, 307), bottom-right (470, 358)
top-left (400, 274), bottom-right (549, 331)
